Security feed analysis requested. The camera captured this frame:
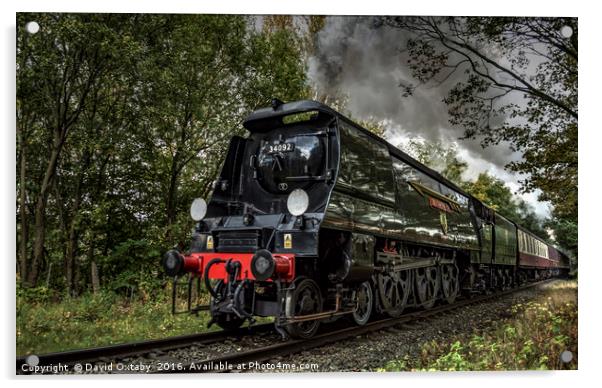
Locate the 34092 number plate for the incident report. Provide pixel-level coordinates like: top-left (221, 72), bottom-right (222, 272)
top-left (267, 143), bottom-right (295, 153)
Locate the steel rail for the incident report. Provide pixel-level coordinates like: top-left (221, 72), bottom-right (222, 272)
top-left (166, 279), bottom-right (556, 373)
top-left (15, 278), bottom-right (557, 374)
top-left (16, 322), bottom-right (274, 372)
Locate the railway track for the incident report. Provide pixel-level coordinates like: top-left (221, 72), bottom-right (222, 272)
top-left (16, 322), bottom-right (274, 374)
top-left (168, 278), bottom-right (556, 373)
top-left (17, 279), bottom-right (555, 374)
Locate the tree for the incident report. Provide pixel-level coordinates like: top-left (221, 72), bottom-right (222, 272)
top-left (134, 14), bottom-right (309, 242)
top-left (401, 139), bottom-right (468, 186)
top-left (463, 173), bottom-right (548, 241)
top-left (382, 16), bottom-right (577, 226)
top-left (17, 14), bottom-right (141, 287)
top-left (546, 218), bottom-right (577, 256)
top-left (16, 14), bottom-right (309, 294)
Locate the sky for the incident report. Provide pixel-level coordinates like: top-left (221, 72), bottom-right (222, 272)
top-left (305, 16), bottom-right (553, 219)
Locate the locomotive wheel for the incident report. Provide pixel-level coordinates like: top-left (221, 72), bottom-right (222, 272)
top-left (506, 269), bottom-right (514, 288)
top-left (210, 280), bottom-right (245, 331)
top-left (496, 269), bottom-right (504, 289)
top-left (440, 263), bottom-right (459, 304)
top-left (500, 268), bottom-right (510, 289)
top-left (415, 266), bottom-right (439, 309)
top-left (377, 270), bottom-right (411, 318)
top-left (352, 281), bottom-right (373, 326)
top-left (285, 278), bottom-right (323, 339)
top-left (490, 268), bottom-right (501, 290)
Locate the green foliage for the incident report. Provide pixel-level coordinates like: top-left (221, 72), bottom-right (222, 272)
top-left (16, 288), bottom-right (213, 355)
top-left (354, 117), bottom-right (387, 137)
top-left (282, 111), bottom-right (319, 125)
top-left (401, 139), bottom-right (468, 186)
top-left (16, 283), bottom-right (57, 304)
top-left (16, 13), bottom-right (309, 293)
top-left (382, 280), bottom-right (578, 371)
top-left (15, 13), bottom-right (306, 354)
top-left (546, 218), bottom-right (578, 258)
top-left (102, 239), bottom-right (163, 298)
top-left (463, 173), bottom-right (550, 240)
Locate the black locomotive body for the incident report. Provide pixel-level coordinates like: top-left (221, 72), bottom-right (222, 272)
top-left (162, 100), bottom-right (570, 338)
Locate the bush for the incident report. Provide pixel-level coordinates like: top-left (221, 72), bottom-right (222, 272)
top-left (16, 285), bottom-right (213, 355)
top-left (382, 280), bottom-right (578, 371)
top-left (17, 283), bottom-right (58, 304)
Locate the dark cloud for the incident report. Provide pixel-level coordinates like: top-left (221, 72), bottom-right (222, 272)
top-left (309, 16), bottom-right (450, 132)
top-left (308, 16), bottom-right (522, 170)
top-left (307, 16), bottom-right (550, 217)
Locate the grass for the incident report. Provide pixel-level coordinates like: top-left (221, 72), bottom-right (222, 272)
top-left (16, 286), bottom-right (220, 356)
top-left (17, 279), bottom-right (577, 367)
top-left (381, 279), bottom-right (578, 371)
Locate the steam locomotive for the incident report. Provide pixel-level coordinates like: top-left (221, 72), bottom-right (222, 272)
top-left (162, 100), bottom-right (570, 339)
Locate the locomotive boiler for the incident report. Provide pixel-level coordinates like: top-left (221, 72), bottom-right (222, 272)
top-left (161, 99), bottom-right (570, 339)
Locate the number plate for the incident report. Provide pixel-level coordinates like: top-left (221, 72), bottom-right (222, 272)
top-left (267, 143), bottom-right (295, 153)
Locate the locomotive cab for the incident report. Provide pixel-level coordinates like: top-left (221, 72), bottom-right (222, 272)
top-left (162, 100), bottom-right (356, 338)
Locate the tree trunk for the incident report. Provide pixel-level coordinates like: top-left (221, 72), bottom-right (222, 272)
top-left (65, 230), bottom-right (76, 296)
top-left (28, 137), bottom-right (62, 286)
top-left (60, 144), bottom-right (91, 296)
top-left (18, 131), bottom-right (28, 283)
top-left (45, 263), bottom-right (53, 288)
top-left (166, 157), bottom-right (179, 227)
top-left (91, 261), bottom-right (100, 293)
top-left (165, 153), bottom-right (181, 241)
top-left (89, 241), bottom-right (100, 294)
top-left (29, 196), bottom-right (47, 287)
top-left (73, 257), bottom-right (81, 297)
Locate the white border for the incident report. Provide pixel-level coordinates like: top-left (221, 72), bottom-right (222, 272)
top-left (2, 1), bottom-right (597, 388)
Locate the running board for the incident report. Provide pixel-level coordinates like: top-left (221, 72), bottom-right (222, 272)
top-left (376, 253), bottom-right (455, 271)
top-left (375, 258), bottom-right (436, 272)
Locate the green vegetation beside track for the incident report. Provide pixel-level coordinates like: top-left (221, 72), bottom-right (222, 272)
top-left (381, 280), bottom-right (578, 371)
top-left (16, 286), bottom-right (215, 356)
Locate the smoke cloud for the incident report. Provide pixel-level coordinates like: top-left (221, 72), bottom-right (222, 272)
top-left (307, 16), bottom-right (550, 218)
